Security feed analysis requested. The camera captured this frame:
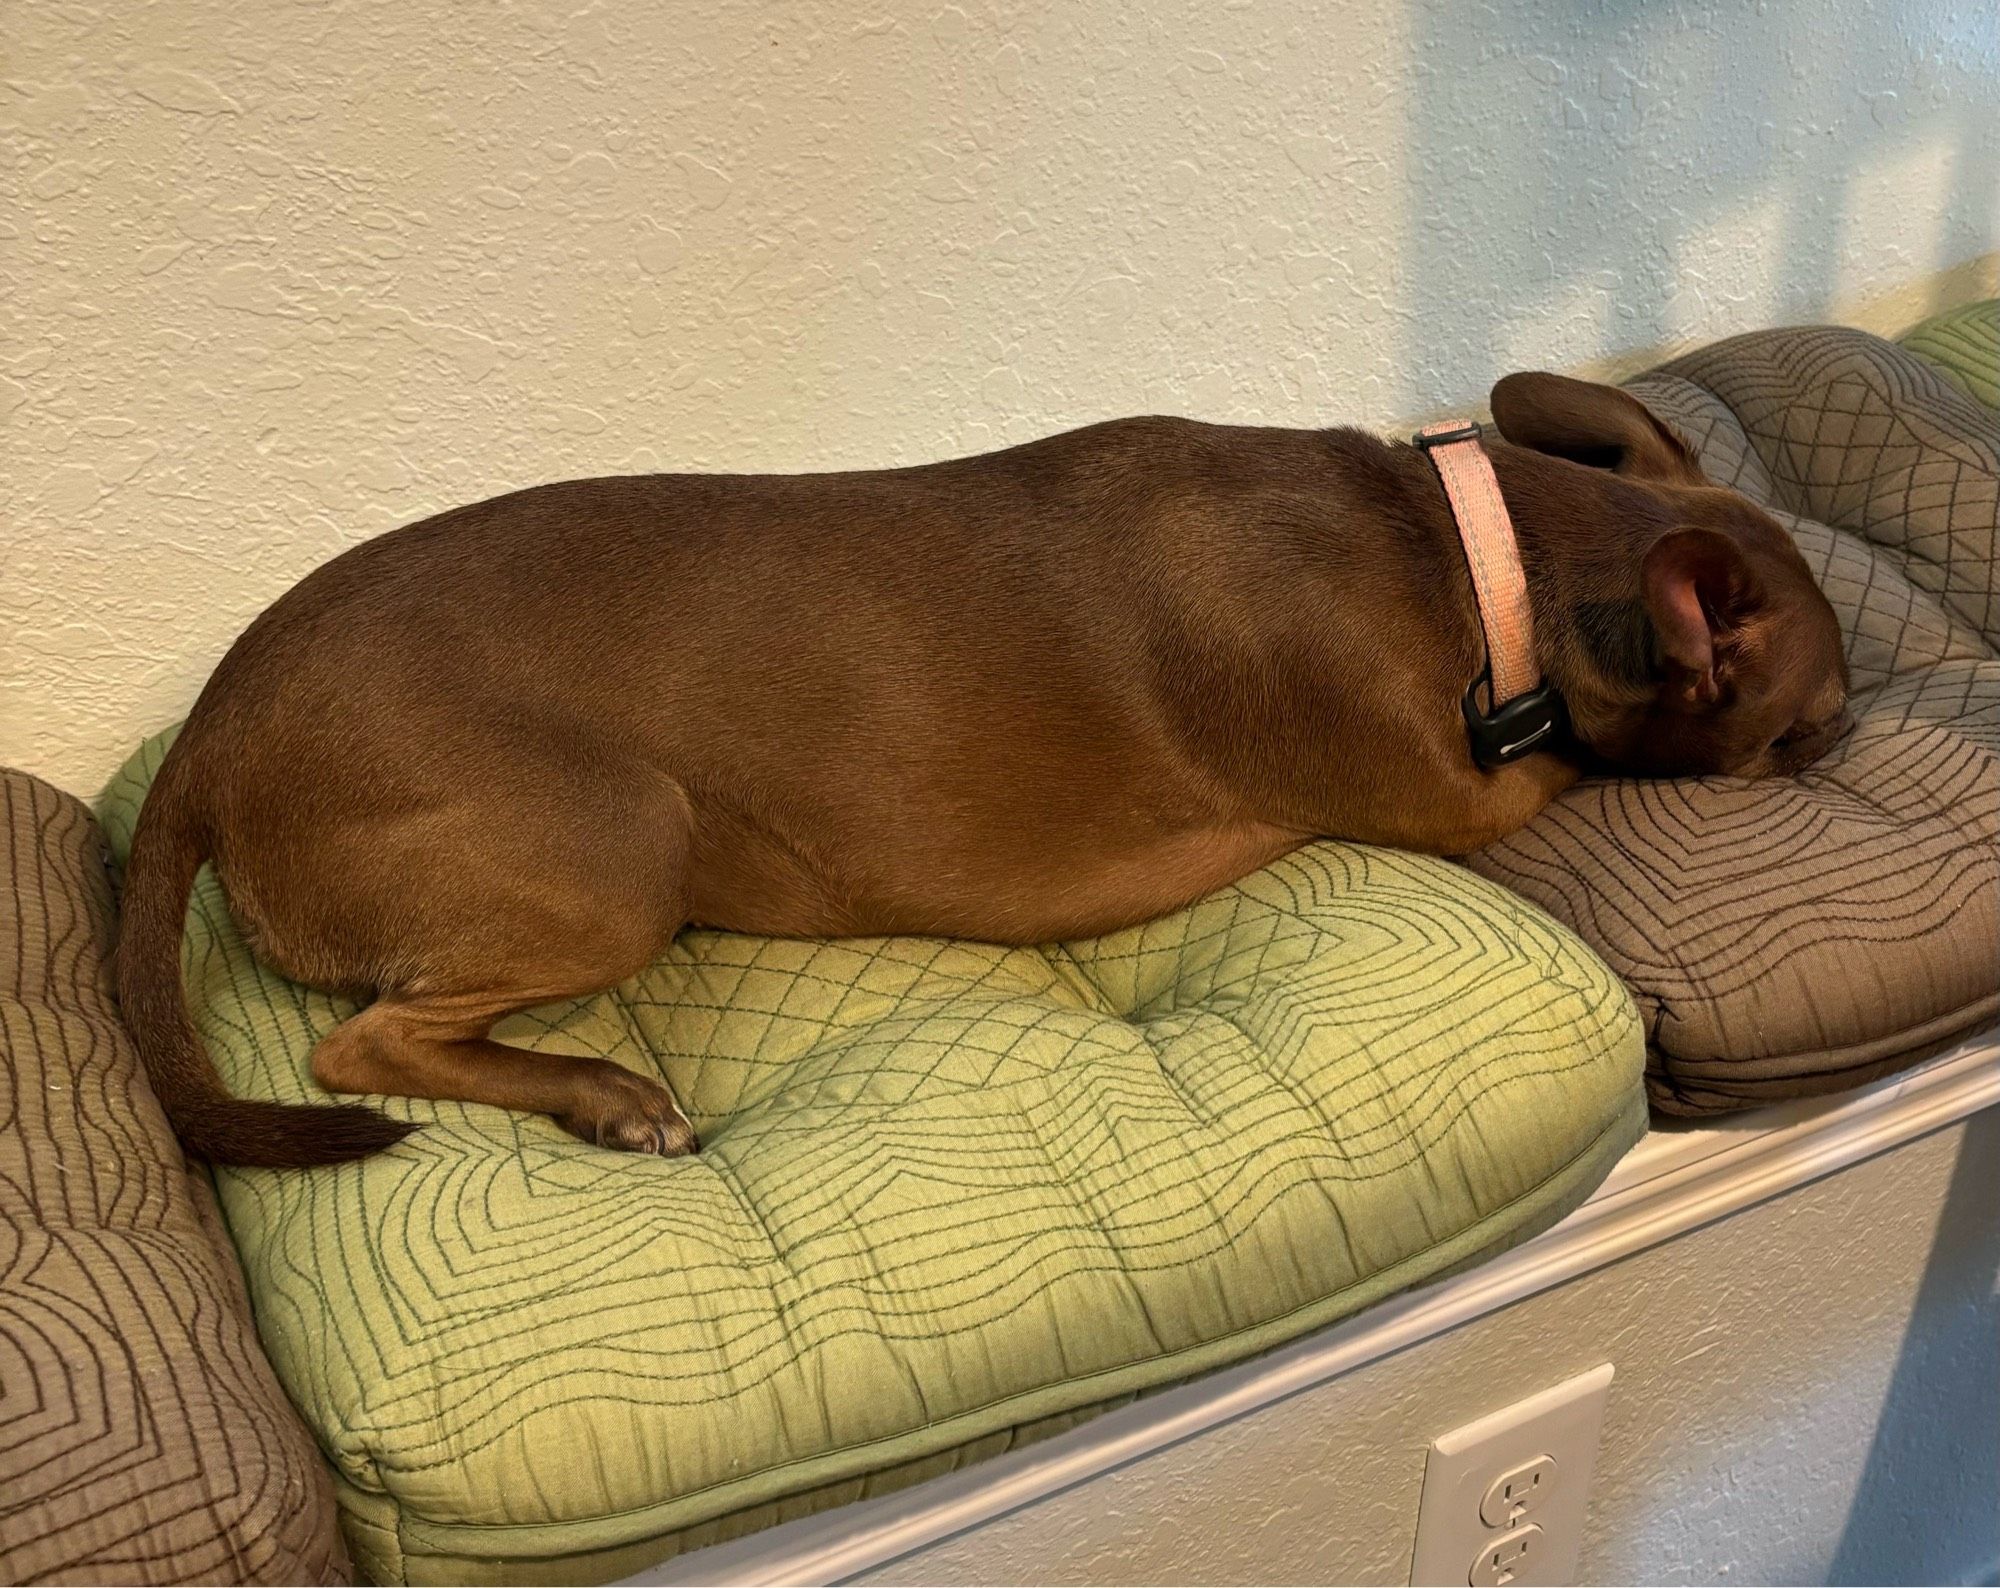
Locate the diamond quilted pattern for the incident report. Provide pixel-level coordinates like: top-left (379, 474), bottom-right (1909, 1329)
top-left (1473, 326), bottom-right (2000, 1114)
top-left (1900, 299), bottom-right (2000, 411)
top-left (95, 733), bottom-right (1644, 1584)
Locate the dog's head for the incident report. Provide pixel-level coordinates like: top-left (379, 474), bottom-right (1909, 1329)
top-left (1490, 371), bottom-right (1851, 779)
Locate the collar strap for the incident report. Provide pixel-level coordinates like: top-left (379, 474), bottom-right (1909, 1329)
top-left (1413, 420), bottom-right (1567, 769)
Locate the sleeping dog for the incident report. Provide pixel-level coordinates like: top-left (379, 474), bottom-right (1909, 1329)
top-left (117, 373), bottom-right (1849, 1166)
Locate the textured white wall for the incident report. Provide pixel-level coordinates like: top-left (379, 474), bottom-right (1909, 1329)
top-left (4, 0), bottom-right (1998, 794)
top-left (853, 1113), bottom-right (2000, 1586)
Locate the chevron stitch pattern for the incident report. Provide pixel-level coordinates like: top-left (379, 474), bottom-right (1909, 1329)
top-left (1471, 325), bottom-right (2000, 1113)
top-left (95, 737), bottom-right (1645, 1584)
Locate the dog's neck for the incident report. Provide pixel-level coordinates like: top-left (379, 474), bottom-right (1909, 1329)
top-left (1412, 425), bottom-right (1566, 767)
top-left (1480, 442), bottom-right (1678, 733)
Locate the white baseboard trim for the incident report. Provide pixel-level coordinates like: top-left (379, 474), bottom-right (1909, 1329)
top-left (653, 1026), bottom-right (2000, 1587)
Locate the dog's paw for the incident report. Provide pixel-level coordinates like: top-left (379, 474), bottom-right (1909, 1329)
top-left (558, 1065), bottom-right (700, 1157)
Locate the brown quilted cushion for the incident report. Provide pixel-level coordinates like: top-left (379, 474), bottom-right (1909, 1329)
top-left (1471, 326), bottom-right (2000, 1114)
top-left (0, 771), bottom-right (351, 1585)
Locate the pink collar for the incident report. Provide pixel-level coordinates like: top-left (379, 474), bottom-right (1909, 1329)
top-left (1414, 420), bottom-right (1567, 768)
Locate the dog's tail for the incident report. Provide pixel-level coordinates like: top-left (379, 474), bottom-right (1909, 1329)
top-left (116, 736), bottom-right (415, 1168)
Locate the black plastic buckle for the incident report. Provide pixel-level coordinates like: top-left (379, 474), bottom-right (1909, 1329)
top-left (1413, 420), bottom-right (1484, 451)
top-left (1462, 669), bottom-right (1569, 770)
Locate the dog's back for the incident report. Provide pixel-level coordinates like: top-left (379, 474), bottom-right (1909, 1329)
top-left (119, 388), bottom-right (1845, 1167)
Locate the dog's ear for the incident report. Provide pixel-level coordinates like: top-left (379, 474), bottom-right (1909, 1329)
top-left (1640, 527), bottom-right (1762, 708)
top-left (1490, 371), bottom-right (1705, 485)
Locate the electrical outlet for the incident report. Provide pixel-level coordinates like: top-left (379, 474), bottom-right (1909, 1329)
top-left (1469, 1524), bottom-right (1545, 1587)
top-left (1481, 1455), bottom-right (1558, 1527)
top-left (1408, 1364), bottom-right (1613, 1587)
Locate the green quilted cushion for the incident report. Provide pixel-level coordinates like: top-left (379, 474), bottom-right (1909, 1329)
top-left (1900, 299), bottom-right (2000, 409)
top-left (100, 727), bottom-right (1645, 1585)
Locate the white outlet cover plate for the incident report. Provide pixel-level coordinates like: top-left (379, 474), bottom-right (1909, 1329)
top-left (1409, 1363), bottom-right (1614, 1587)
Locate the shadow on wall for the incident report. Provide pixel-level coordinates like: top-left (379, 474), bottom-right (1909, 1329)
top-left (1396, 0), bottom-right (2000, 413)
top-left (1824, 1107), bottom-right (2000, 1584)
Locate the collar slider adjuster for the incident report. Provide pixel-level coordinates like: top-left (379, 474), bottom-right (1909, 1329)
top-left (1462, 670), bottom-right (1569, 770)
top-left (1412, 420), bottom-right (1484, 452)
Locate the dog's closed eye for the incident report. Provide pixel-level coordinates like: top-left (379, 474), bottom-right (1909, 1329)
top-left (1771, 706), bottom-right (1854, 757)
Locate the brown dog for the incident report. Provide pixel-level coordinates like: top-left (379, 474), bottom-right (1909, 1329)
top-left (117, 374), bottom-right (1849, 1167)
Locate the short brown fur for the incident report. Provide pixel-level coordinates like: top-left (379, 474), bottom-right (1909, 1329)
top-left (117, 374), bottom-right (1848, 1166)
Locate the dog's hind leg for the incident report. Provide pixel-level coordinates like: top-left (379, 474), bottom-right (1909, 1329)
top-left (311, 993), bottom-right (698, 1155)
top-left (284, 763), bottom-right (702, 1154)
